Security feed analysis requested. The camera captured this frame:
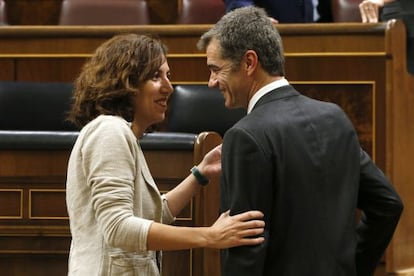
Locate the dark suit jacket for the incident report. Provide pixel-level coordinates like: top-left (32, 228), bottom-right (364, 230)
top-left (220, 85), bottom-right (403, 276)
top-left (224, 0), bottom-right (314, 23)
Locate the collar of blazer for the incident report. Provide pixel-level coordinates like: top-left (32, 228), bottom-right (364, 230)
top-left (253, 85), bottom-right (300, 110)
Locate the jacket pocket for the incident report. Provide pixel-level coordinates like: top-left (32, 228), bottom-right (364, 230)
top-left (108, 253), bottom-right (159, 276)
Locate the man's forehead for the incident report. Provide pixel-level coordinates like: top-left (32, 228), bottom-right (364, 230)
top-left (206, 39), bottom-right (220, 54)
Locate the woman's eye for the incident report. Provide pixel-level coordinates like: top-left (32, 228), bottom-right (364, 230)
top-left (152, 72), bottom-right (160, 80)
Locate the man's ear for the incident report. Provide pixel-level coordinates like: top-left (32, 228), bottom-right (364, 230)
top-left (244, 50), bottom-right (258, 75)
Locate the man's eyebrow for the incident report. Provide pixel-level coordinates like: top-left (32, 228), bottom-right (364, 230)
top-left (207, 64), bottom-right (220, 70)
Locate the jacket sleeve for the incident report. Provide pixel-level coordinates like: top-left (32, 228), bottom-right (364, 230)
top-left (356, 149), bottom-right (403, 276)
top-left (82, 119), bottom-right (153, 252)
top-left (161, 194), bottom-right (175, 225)
top-left (220, 127), bottom-right (272, 276)
top-left (224, 0), bottom-right (255, 12)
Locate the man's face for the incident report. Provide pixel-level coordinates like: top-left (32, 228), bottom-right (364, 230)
top-left (205, 39), bottom-right (250, 109)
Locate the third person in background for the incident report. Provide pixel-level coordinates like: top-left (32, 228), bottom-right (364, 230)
top-left (359, 0), bottom-right (414, 74)
top-left (223, 0), bottom-right (334, 23)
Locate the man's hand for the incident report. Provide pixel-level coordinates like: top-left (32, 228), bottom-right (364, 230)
top-left (359, 0), bottom-right (385, 23)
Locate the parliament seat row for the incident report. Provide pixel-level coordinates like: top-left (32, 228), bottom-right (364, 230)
top-left (3, 0), bottom-right (226, 26)
top-left (59, 0), bottom-right (225, 25)
top-left (59, 0), bottom-right (362, 25)
top-left (1, 16), bottom-right (413, 276)
top-left (0, 0), bottom-right (362, 26)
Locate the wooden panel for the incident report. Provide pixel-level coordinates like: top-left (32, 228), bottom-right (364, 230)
top-left (0, 254), bottom-right (69, 276)
top-left (168, 55), bottom-right (210, 82)
top-left (163, 250), bottom-right (191, 275)
top-left (16, 58), bottom-right (85, 82)
top-left (0, 150), bottom-right (70, 177)
top-left (285, 55), bottom-right (386, 81)
top-left (0, 189), bottom-right (22, 218)
top-left (0, 173), bottom-right (71, 275)
top-left (29, 189), bottom-right (67, 219)
top-left (0, 60), bottom-right (14, 80)
top-left (145, 150), bottom-right (194, 179)
top-left (384, 20), bottom-right (414, 274)
top-left (0, 236), bottom-right (70, 253)
top-left (0, 132), bottom-right (222, 276)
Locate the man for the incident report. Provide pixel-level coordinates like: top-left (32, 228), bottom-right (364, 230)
top-left (197, 6), bottom-right (403, 276)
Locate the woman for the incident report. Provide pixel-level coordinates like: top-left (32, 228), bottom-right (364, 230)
top-left (65, 33), bottom-right (265, 275)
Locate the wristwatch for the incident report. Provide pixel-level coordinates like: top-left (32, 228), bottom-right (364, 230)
top-left (190, 166), bottom-right (209, 186)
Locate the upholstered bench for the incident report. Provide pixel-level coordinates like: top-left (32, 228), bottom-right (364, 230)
top-left (167, 84), bottom-right (246, 137)
top-left (0, 81), bottom-right (245, 150)
top-left (0, 81), bottom-right (78, 150)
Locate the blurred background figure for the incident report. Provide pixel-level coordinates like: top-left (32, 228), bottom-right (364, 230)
top-left (0, 0), bottom-right (7, 25)
top-left (223, 0), bottom-right (334, 23)
top-left (359, 0), bottom-right (414, 74)
top-left (359, 0), bottom-right (397, 23)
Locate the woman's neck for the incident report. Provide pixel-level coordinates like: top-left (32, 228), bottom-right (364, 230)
top-left (130, 122), bottom-right (144, 138)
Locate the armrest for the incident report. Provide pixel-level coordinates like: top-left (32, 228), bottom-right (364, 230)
top-left (0, 130), bottom-right (79, 150)
top-left (139, 132), bottom-right (197, 151)
top-left (0, 131), bottom-right (200, 151)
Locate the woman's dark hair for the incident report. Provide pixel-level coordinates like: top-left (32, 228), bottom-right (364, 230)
top-left (67, 33), bottom-right (167, 127)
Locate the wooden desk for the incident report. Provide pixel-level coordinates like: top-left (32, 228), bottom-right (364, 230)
top-left (1, 22), bottom-right (413, 275)
top-left (0, 132), bottom-right (222, 276)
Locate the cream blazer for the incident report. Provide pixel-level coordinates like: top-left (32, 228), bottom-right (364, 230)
top-left (66, 115), bottom-right (175, 276)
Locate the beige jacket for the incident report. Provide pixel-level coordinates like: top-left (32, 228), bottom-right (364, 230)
top-left (66, 115), bottom-right (174, 275)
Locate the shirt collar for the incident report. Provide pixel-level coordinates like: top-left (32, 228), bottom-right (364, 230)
top-left (247, 78), bottom-right (289, 114)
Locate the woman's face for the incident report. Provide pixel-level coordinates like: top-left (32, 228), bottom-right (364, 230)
top-left (132, 60), bottom-right (173, 132)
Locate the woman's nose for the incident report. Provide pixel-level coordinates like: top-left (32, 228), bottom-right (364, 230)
top-left (162, 78), bottom-right (174, 94)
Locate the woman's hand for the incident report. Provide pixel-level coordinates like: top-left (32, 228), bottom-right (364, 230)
top-left (206, 210), bottom-right (265, 249)
top-left (197, 144), bottom-right (222, 181)
top-left (359, 0), bottom-right (384, 23)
